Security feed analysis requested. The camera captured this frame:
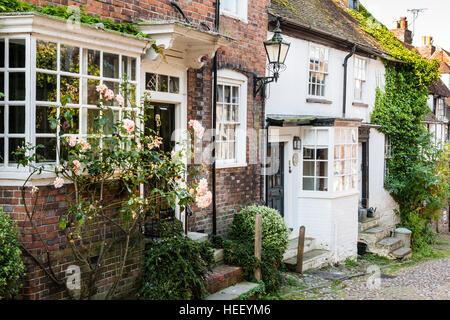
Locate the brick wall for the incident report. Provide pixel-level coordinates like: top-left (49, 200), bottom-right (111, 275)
top-left (4, 0), bottom-right (270, 298)
top-left (1, 185), bottom-right (143, 300)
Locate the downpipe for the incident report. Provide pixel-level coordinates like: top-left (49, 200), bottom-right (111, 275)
top-left (342, 44), bottom-right (357, 118)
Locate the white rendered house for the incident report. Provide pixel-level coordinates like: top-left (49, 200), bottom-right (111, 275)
top-left (264, 0), bottom-right (401, 263)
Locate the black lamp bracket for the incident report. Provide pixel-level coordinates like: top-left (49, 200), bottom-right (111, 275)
top-left (254, 75), bottom-right (278, 97)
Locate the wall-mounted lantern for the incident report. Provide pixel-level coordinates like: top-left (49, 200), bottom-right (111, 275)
top-left (293, 136), bottom-right (302, 151)
top-left (254, 19), bottom-right (290, 97)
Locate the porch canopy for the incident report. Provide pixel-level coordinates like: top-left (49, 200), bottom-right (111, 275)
top-left (137, 21), bottom-right (233, 69)
top-left (267, 115), bottom-right (362, 128)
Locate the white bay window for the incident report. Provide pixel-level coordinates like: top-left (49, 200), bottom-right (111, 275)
top-left (0, 35), bottom-right (140, 171)
top-left (300, 127), bottom-right (358, 194)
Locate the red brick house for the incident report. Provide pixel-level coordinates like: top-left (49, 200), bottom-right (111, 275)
top-left (0, 0), bottom-right (269, 299)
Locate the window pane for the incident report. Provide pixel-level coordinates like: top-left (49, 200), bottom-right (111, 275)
top-left (158, 75), bottom-right (168, 92)
top-left (60, 45), bottom-right (80, 73)
top-left (169, 77), bottom-right (179, 93)
top-left (36, 73), bottom-right (57, 102)
top-left (316, 178), bottom-right (328, 191)
top-left (146, 73), bottom-right (157, 91)
top-left (103, 52), bottom-right (119, 78)
top-left (8, 138), bottom-right (24, 164)
top-left (303, 147), bottom-right (315, 159)
top-left (232, 86), bottom-right (239, 103)
top-left (0, 72), bottom-right (4, 100)
top-left (83, 78), bottom-right (100, 105)
top-left (87, 108), bottom-right (100, 134)
top-left (103, 81), bottom-right (119, 106)
top-left (0, 39), bottom-right (4, 68)
top-left (36, 106), bottom-right (57, 134)
top-left (228, 141), bottom-right (235, 160)
top-left (9, 39), bottom-right (25, 68)
top-left (36, 40), bottom-right (57, 70)
top-left (121, 56), bottom-right (136, 81)
top-left (0, 138), bottom-right (3, 164)
top-left (224, 85), bottom-right (231, 103)
top-left (9, 105), bottom-right (25, 134)
top-left (316, 148), bottom-right (328, 160)
top-left (217, 85), bottom-right (223, 102)
top-left (85, 49), bottom-right (100, 76)
top-left (103, 109), bottom-right (119, 135)
top-left (36, 137), bottom-right (57, 163)
top-left (0, 105), bottom-right (3, 133)
top-left (303, 178), bottom-right (314, 191)
top-left (216, 104), bottom-right (223, 121)
top-left (61, 108), bottom-right (79, 134)
top-left (61, 76), bottom-right (80, 104)
top-left (303, 161), bottom-right (314, 176)
top-left (316, 161), bottom-right (328, 177)
top-left (9, 72), bottom-right (25, 101)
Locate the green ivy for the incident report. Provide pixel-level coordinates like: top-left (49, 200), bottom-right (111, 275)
top-left (220, 205), bottom-right (289, 293)
top-left (0, 207), bottom-right (25, 300)
top-left (349, 5), bottom-right (449, 250)
top-left (0, 0), bottom-right (146, 37)
top-left (139, 221), bottom-right (215, 300)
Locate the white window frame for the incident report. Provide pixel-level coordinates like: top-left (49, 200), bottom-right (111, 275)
top-left (220, 0), bottom-right (248, 23)
top-left (0, 34), bottom-right (141, 174)
top-left (333, 127), bottom-right (358, 193)
top-left (0, 36), bottom-right (31, 172)
top-left (354, 56), bottom-right (367, 102)
top-left (215, 69), bottom-right (247, 169)
top-left (308, 44), bottom-right (329, 98)
top-left (301, 128), bottom-right (330, 193)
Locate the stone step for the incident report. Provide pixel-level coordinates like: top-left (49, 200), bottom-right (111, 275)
top-left (213, 249), bottom-right (224, 266)
top-left (204, 282), bottom-right (260, 300)
top-left (204, 265), bottom-right (244, 294)
top-left (390, 247), bottom-right (412, 261)
top-left (366, 237), bottom-right (402, 258)
top-left (283, 237), bottom-right (315, 260)
top-left (287, 237), bottom-right (315, 249)
top-left (358, 217), bottom-right (380, 232)
top-left (283, 249), bottom-right (332, 272)
top-left (359, 226), bottom-right (391, 246)
top-left (188, 232), bottom-right (208, 242)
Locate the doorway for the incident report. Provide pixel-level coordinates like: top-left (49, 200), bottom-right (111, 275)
top-left (267, 143), bottom-right (285, 217)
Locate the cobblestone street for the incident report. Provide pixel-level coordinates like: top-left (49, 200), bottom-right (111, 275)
top-left (275, 233), bottom-right (450, 300)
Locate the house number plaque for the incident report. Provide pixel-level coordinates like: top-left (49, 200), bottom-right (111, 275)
top-left (292, 153), bottom-right (299, 167)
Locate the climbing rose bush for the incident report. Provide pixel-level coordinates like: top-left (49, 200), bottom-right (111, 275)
top-left (14, 80), bottom-right (212, 299)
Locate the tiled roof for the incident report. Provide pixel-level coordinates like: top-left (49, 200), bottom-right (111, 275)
top-left (429, 78), bottom-right (450, 98)
top-left (268, 0), bottom-right (387, 54)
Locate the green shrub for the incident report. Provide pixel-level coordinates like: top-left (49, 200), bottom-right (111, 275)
top-left (225, 205), bottom-right (288, 292)
top-left (139, 222), bottom-right (214, 300)
top-left (0, 207), bottom-right (25, 300)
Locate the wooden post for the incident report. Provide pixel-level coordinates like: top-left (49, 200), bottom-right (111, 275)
top-left (296, 226), bottom-right (306, 273)
top-left (254, 214), bottom-right (262, 281)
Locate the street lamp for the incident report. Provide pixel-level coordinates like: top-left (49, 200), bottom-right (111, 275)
top-left (254, 19), bottom-right (290, 97)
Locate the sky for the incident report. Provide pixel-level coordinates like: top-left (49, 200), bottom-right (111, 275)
top-left (360, 0), bottom-right (450, 50)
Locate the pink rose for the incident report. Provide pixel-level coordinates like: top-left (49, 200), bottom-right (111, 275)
top-left (116, 94), bottom-right (124, 106)
top-left (123, 119), bottom-right (135, 134)
top-left (73, 160), bottom-right (81, 169)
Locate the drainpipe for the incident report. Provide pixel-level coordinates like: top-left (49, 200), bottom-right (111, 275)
top-left (211, 0), bottom-right (220, 235)
top-left (342, 44), bottom-right (357, 118)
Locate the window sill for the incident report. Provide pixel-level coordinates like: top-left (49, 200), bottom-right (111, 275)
top-left (216, 162), bottom-right (248, 170)
top-left (306, 98), bottom-right (332, 105)
top-left (220, 11), bottom-right (248, 24)
top-left (299, 190), bottom-right (359, 199)
top-left (352, 102), bottom-right (369, 108)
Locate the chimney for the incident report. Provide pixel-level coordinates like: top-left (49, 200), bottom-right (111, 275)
top-left (390, 17), bottom-right (413, 45)
top-left (417, 36), bottom-right (436, 57)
